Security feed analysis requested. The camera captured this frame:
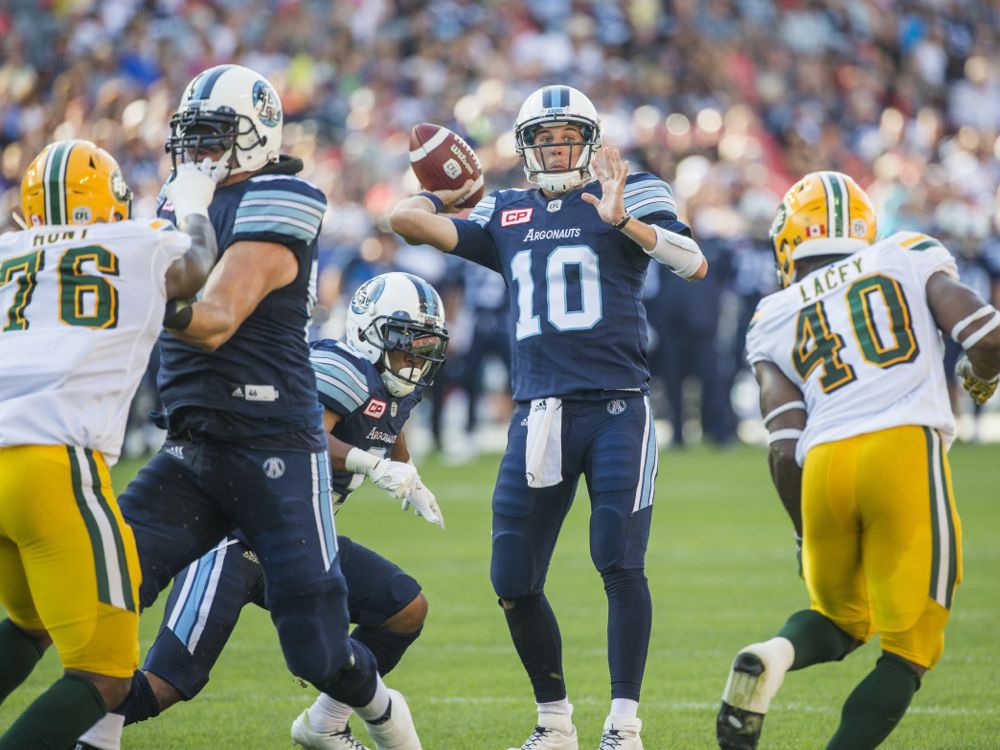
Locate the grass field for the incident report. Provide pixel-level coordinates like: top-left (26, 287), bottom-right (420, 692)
top-left (2, 442), bottom-right (998, 749)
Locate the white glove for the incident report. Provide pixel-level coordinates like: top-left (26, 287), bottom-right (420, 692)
top-left (368, 459), bottom-right (419, 499)
top-left (165, 159), bottom-right (225, 223)
top-left (402, 478), bottom-right (445, 529)
top-left (956, 355), bottom-right (999, 405)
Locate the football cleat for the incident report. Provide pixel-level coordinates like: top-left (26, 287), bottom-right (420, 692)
top-left (597, 715), bottom-right (643, 750)
top-left (362, 689), bottom-right (422, 750)
top-left (291, 709), bottom-right (372, 750)
top-left (507, 713), bottom-right (578, 750)
top-left (717, 652), bottom-right (769, 749)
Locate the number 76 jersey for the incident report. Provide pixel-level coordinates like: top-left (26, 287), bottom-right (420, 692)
top-left (746, 232), bottom-right (959, 466)
top-left (0, 220), bottom-right (190, 463)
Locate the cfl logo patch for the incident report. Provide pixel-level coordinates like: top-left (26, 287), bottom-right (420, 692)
top-left (443, 158), bottom-right (463, 179)
top-left (262, 457), bottom-right (286, 479)
top-left (364, 399), bottom-right (387, 418)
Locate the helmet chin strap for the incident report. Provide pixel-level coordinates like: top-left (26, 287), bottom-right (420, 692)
top-left (381, 366), bottom-right (420, 397)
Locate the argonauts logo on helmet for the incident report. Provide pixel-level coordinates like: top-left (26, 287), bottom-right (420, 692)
top-left (351, 276), bottom-right (386, 314)
top-left (253, 80), bottom-right (281, 128)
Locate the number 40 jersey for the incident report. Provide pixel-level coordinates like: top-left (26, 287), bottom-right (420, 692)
top-left (0, 220), bottom-right (190, 463)
top-left (746, 231), bottom-right (959, 465)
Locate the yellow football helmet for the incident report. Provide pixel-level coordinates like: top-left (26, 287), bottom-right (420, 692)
top-left (770, 171), bottom-right (877, 287)
top-left (21, 139), bottom-right (132, 227)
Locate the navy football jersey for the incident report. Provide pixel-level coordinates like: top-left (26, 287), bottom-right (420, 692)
top-left (451, 172), bottom-right (689, 401)
top-left (157, 159), bottom-right (326, 443)
top-left (309, 339), bottom-right (422, 507)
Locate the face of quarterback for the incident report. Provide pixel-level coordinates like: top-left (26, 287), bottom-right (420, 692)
top-left (533, 124), bottom-right (585, 172)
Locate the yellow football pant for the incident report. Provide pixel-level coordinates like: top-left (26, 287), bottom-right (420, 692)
top-left (0, 444), bottom-right (140, 677)
top-left (802, 425), bottom-right (961, 669)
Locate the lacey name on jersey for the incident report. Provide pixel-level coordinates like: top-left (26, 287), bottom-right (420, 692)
top-left (366, 426), bottom-right (398, 445)
top-left (523, 227), bottom-right (581, 241)
top-left (798, 257), bottom-right (865, 303)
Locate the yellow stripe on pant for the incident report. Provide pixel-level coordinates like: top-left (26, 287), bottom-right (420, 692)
top-left (801, 425), bottom-right (962, 669)
top-left (0, 444), bottom-right (140, 677)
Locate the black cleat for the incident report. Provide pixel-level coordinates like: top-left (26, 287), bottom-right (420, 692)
top-left (717, 652), bottom-right (767, 749)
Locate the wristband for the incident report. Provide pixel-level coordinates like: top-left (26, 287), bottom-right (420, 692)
top-left (417, 191), bottom-right (445, 214)
top-left (613, 212), bottom-right (632, 230)
top-left (163, 301), bottom-right (194, 331)
top-left (345, 447), bottom-right (381, 475)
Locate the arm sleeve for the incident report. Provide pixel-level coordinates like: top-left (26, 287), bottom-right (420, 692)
top-left (309, 346), bottom-right (371, 418)
top-left (451, 216), bottom-right (503, 274)
top-left (624, 175), bottom-right (690, 235)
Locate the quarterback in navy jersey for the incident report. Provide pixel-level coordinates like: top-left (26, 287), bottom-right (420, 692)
top-left (391, 85), bottom-right (707, 750)
top-left (92, 273), bottom-right (449, 750)
top-left (78, 69), bottom-right (421, 750)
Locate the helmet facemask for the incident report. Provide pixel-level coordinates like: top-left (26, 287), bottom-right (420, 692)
top-left (359, 316), bottom-right (448, 397)
top-left (517, 120), bottom-right (600, 194)
top-left (166, 107), bottom-right (266, 180)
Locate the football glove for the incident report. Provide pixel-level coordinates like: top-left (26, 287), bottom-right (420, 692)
top-left (956, 355), bottom-right (999, 405)
top-left (166, 159), bottom-right (225, 223)
top-left (367, 459), bottom-right (418, 499)
top-left (402, 478), bottom-right (445, 529)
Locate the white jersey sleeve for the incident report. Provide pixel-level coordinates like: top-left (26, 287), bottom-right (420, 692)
top-left (0, 220), bottom-right (191, 463)
top-left (747, 233), bottom-right (956, 465)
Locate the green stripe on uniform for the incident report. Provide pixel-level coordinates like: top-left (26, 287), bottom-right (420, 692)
top-left (84, 449), bottom-right (135, 612)
top-left (923, 428), bottom-right (941, 601)
top-left (936, 439), bottom-right (958, 608)
top-left (68, 446), bottom-right (111, 606)
top-left (910, 239), bottom-right (943, 252)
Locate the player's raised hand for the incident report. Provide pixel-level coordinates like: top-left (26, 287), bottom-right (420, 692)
top-left (581, 147), bottom-right (629, 226)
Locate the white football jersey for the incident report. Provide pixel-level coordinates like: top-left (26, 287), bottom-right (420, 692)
top-left (0, 219), bottom-right (191, 463)
top-left (747, 231), bottom-right (958, 465)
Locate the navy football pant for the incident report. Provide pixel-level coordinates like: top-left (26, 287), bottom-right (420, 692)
top-left (119, 439), bottom-right (374, 703)
top-left (143, 535), bottom-right (421, 699)
top-left (491, 395), bottom-right (657, 702)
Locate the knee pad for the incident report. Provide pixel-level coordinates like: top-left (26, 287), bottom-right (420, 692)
top-left (270, 591), bottom-right (353, 686)
top-left (490, 530), bottom-right (537, 599)
top-left (590, 506), bottom-right (629, 572)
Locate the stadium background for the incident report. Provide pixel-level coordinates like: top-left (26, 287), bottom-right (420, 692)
top-left (1, 1), bottom-right (999, 748)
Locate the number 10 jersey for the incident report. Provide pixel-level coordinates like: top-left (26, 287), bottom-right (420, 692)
top-left (451, 172), bottom-right (689, 402)
top-left (746, 231), bottom-right (959, 465)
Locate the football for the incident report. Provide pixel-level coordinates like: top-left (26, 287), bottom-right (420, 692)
top-left (409, 123), bottom-right (484, 208)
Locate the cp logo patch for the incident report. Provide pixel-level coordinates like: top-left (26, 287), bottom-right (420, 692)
top-left (262, 457), bottom-right (286, 479)
top-left (607, 399), bottom-right (627, 415)
top-left (364, 399), bottom-right (387, 418)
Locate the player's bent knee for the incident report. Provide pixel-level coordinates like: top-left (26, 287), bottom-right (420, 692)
top-left (145, 670), bottom-right (185, 711)
top-left (383, 592), bottom-right (427, 634)
top-left (69, 670), bottom-right (132, 711)
top-left (271, 593), bottom-right (353, 685)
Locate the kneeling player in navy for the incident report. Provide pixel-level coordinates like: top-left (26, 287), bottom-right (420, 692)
top-left (391, 85), bottom-right (707, 750)
top-left (97, 273), bottom-right (447, 750)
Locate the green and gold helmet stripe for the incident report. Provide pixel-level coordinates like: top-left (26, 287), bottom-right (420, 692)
top-left (818, 171), bottom-right (849, 239)
top-left (67, 445), bottom-right (136, 612)
top-left (43, 141), bottom-right (74, 225)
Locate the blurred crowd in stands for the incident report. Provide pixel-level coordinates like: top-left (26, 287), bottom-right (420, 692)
top-left (2, 0), bottom-right (999, 455)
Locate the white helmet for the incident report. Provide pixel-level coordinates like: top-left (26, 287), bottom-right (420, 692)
top-left (166, 64), bottom-right (282, 178)
top-left (345, 272), bottom-right (449, 398)
top-left (514, 85), bottom-right (602, 194)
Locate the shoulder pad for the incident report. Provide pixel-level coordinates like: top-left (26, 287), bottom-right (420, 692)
top-left (624, 173), bottom-right (677, 220)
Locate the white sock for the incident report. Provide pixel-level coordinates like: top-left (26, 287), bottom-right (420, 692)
top-left (610, 698), bottom-right (639, 719)
top-left (725, 637), bottom-right (795, 714)
top-left (537, 697), bottom-right (572, 717)
top-left (77, 712), bottom-right (125, 750)
top-left (354, 675), bottom-right (391, 722)
top-left (307, 692), bottom-right (354, 732)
